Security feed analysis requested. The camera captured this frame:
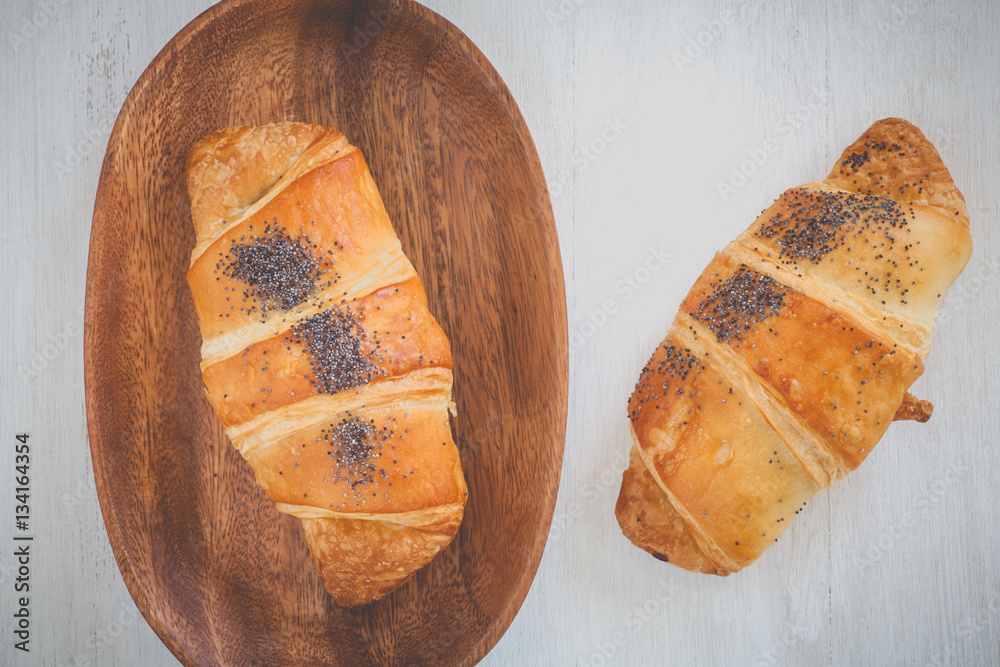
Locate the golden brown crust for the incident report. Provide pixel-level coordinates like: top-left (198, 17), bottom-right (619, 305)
top-left (734, 181), bottom-right (971, 340)
top-left (679, 253), bottom-right (924, 470)
top-left (185, 123), bottom-right (466, 605)
top-left (302, 513), bottom-right (461, 607)
top-left (824, 117), bottom-right (967, 219)
top-left (249, 402), bottom-right (466, 515)
top-left (627, 328), bottom-right (819, 572)
top-left (616, 446), bottom-right (720, 574)
top-left (186, 148), bottom-right (409, 355)
top-left (187, 123), bottom-right (348, 251)
top-left (618, 118), bottom-right (970, 574)
top-left (894, 392), bottom-right (933, 423)
top-left (199, 276), bottom-right (452, 429)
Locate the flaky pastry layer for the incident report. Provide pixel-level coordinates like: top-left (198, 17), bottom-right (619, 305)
top-left (186, 122), bottom-right (467, 605)
top-left (618, 118), bottom-right (972, 574)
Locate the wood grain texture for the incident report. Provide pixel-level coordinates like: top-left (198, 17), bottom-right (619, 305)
top-left (2, 0), bottom-right (999, 665)
top-left (83, 0), bottom-right (567, 665)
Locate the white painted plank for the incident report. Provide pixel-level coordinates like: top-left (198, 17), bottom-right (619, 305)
top-left (1, 0), bottom-right (997, 665)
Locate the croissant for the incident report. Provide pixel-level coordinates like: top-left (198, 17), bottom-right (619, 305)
top-left (616, 118), bottom-right (971, 575)
top-left (185, 122), bottom-right (467, 605)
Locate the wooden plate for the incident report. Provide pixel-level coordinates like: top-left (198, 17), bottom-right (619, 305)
top-left (83, 0), bottom-right (567, 664)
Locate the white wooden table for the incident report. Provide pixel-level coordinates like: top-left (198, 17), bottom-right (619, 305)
top-left (2, 0), bottom-right (998, 664)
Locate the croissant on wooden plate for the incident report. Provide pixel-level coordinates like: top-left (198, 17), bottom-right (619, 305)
top-left (185, 122), bottom-right (467, 605)
top-left (616, 118), bottom-right (971, 574)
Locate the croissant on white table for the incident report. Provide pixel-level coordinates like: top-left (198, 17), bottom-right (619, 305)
top-left (185, 122), bottom-right (467, 605)
top-left (616, 118), bottom-right (971, 574)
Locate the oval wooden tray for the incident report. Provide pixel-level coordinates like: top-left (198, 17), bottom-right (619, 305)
top-left (83, 1), bottom-right (567, 664)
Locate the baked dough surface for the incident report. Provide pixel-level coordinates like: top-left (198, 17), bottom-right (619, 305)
top-left (186, 122), bottom-right (467, 605)
top-left (617, 118), bottom-right (972, 573)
